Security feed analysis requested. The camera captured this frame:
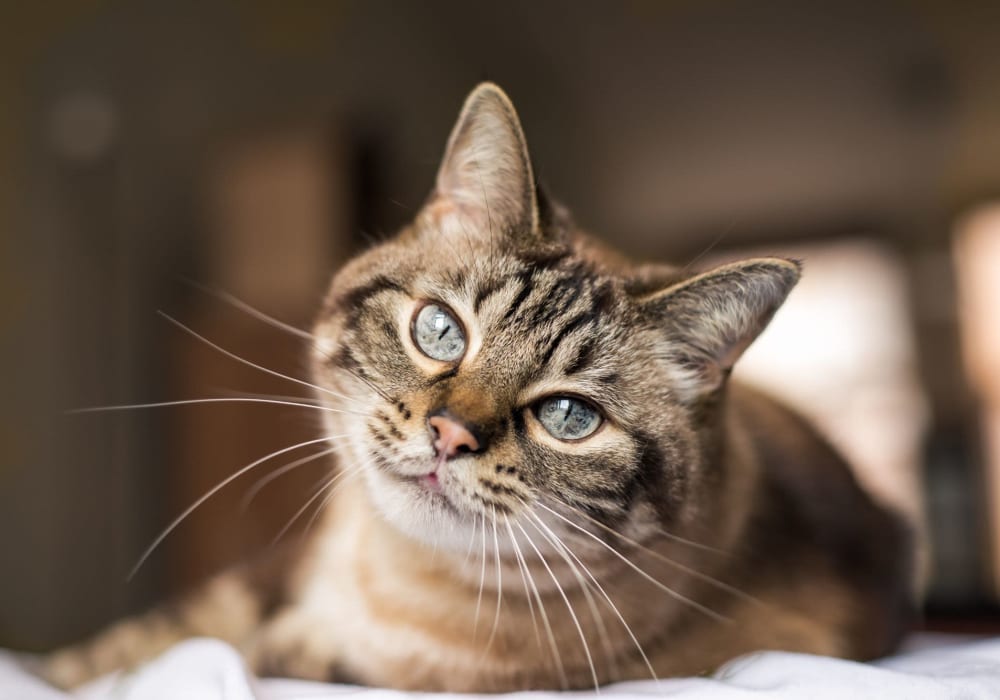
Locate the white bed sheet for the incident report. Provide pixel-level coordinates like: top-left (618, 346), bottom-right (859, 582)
top-left (2, 635), bottom-right (999, 700)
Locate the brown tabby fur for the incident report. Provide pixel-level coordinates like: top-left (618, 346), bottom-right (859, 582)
top-left (43, 83), bottom-right (914, 691)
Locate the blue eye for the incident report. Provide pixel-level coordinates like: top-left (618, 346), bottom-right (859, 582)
top-left (534, 396), bottom-right (602, 441)
top-left (412, 303), bottom-right (466, 362)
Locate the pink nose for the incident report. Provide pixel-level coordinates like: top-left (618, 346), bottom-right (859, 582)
top-left (428, 415), bottom-right (480, 460)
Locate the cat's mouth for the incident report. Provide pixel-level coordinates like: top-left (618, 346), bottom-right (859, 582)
top-left (416, 470), bottom-right (442, 493)
top-left (366, 441), bottom-right (523, 526)
top-left (406, 469), bottom-right (455, 503)
top-left (386, 466), bottom-right (462, 512)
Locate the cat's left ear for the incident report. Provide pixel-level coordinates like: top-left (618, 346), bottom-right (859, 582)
top-left (638, 258), bottom-right (800, 404)
top-left (421, 83), bottom-right (539, 244)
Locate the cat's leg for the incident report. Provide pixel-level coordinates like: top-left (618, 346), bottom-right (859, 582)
top-left (41, 570), bottom-right (263, 688)
top-left (246, 606), bottom-right (346, 682)
top-left (40, 545), bottom-right (298, 689)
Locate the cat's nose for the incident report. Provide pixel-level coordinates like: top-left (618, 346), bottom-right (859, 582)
top-left (428, 414), bottom-right (481, 460)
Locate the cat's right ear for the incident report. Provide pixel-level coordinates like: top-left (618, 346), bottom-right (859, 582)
top-left (418, 83), bottom-right (540, 245)
top-left (637, 258), bottom-right (800, 404)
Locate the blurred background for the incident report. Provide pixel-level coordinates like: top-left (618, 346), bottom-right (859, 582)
top-left (2, 0), bottom-right (1000, 651)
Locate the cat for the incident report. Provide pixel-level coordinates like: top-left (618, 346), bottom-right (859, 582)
top-left (43, 82), bottom-right (915, 691)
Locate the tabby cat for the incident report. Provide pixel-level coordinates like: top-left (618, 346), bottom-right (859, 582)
top-left (44, 83), bottom-right (915, 691)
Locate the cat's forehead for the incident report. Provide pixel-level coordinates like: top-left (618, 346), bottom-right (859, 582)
top-left (407, 252), bottom-right (522, 303)
top-left (408, 252), bottom-right (631, 381)
top-left (412, 252), bottom-right (613, 321)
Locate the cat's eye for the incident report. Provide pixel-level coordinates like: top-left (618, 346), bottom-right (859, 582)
top-left (411, 303), bottom-right (466, 362)
top-left (534, 396), bottom-right (602, 441)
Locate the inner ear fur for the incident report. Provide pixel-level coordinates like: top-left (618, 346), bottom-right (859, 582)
top-left (420, 82), bottom-right (540, 246)
top-left (638, 257), bottom-right (801, 403)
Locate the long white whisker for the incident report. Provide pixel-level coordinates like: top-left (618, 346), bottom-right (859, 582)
top-left (504, 516), bottom-right (547, 671)
top-left (275, 461), bottom-right (367, 544)
top-left (220, 390), bottom-right (324, 406)
top-left (303, 463), bottom-right (370, 537)
top-left (515, 519), bottom-right (600, 693)
top-left (525, 509), bottom-right (658, 684)
top-left (481, 506), bottom-right (504, 656)
top-left (182, 280), bottom-right (318, 342)
top-left (69, 397), bottom-right (358, 416)
top-left (474, 511), bottom-right (487, 638)
top-left (556, 499), bottom-right (754, 604)
top-left (340, 366), bottom-right (394, 403)
top-left (183, 281), bottom-right (399, 406)
top-left (175, 290), bottom-right (394, 406)
top-left (242, 446), bottom-right (338, 509)
top-left (649, 526), bottom-right (728, 555)
top-left (272, 473), bottom-right (340, 545)
top-left (157, 312), bottom-right (365, 409)
top-left (534, 502), bottom-right (730, 623)
top-left (524, 511), bottom-right (617, 683)
top-left (464, 512), bottom-right (480, 566)
top-left (128, 434), bottom-right (343, 580)
top-left (505, 515), bottom-right (567, 688)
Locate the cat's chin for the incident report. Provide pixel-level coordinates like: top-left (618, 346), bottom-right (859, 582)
top-left (361, 465), bottom-right (481, 550)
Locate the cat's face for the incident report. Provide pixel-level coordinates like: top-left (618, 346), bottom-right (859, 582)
top-left (313, 236), bottom-right (692, 549)
top-left (311, 84), bottom-right (799, 550)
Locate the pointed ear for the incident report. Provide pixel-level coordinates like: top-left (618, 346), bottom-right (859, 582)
top-left (421, 83), bottom-right (539, 244)
top-left (638, 258), bottom-right (801, 404)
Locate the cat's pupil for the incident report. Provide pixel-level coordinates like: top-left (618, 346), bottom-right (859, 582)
top-left (536, 396), bottom-right (602, 441)
top-left (413, 303), bottom-right (466, 362)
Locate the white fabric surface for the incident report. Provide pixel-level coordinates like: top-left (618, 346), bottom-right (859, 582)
top-left (2, 635), bottom-right (999, 700)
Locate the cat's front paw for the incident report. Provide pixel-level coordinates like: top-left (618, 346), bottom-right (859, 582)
top-left (40, 615), bottom-right (174, 689)
top-left (248, 610), bottom-right (345, 682)
top-left (40, 647), bottom-right (94, 690)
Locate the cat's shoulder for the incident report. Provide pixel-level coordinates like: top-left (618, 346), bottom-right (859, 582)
top-left (727, 382), bottom-right (915, 654)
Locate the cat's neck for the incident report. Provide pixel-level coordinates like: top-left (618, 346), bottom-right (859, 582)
top-left (307, 475), bottom-right (730, 604)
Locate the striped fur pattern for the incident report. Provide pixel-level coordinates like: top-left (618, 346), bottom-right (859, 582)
top-left (43, 83), bottom-right (915, 691)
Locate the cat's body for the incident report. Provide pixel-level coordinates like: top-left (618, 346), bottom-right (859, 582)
top-left (44, 84), bottom-right (915, 691)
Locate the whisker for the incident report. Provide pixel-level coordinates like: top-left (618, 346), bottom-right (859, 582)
top-left (181, 279), bottom-right (318, 342)
top-left (524, 511), bottom-right (618, 683)
top-left (554, 499), bottom-right (754, 604)
top-left (157, 312), bottom-right (367, 410)
top-left (533, 501), bottom-right (731, 623)
top-left (271, 474), bottom-right (340, 545)
top-left (301, 467), bottom-right (367, 537)
top-left (528, 510), bottom-right (660, 685)
top-left (274, 462), bottom-right (366, 544)
top-left (430, 528), bottom-right (439, 567)
top-left (241, 446), bottom-right (338, 509)
top-left (481, 506), bottom-right (504, 657)
top-left (341, 365), bottom-right (394, 404)
top-left (474, 511), bottom-right (488, 638)
top-left (525, 508), bottom-right (657, 683)
top-left (678, 227), bottom-right (731, 275)
top-left (464, 512), bottom-right (481, 566)
top-left (503, 515), bottom-right (544, 658)
top-left (514, 519), bottom-right (600, 693)
top-left (181, 282), bottom-right (394, 405)
top-left (505, 515), bottom-right (567, 689)
top-left (545, 498), bottom-right (720, 554)
top-left (128, 434), bottom-right (344, 580)
top-left (220, 389), bottom-right (324, 405)
top-left (69, 397), bottom-right (358, 416)
top-left (648, 526), bottom-right (728, 556)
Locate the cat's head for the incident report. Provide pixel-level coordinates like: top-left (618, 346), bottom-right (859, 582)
top-left (311, 83), bottom-right (799, 549)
